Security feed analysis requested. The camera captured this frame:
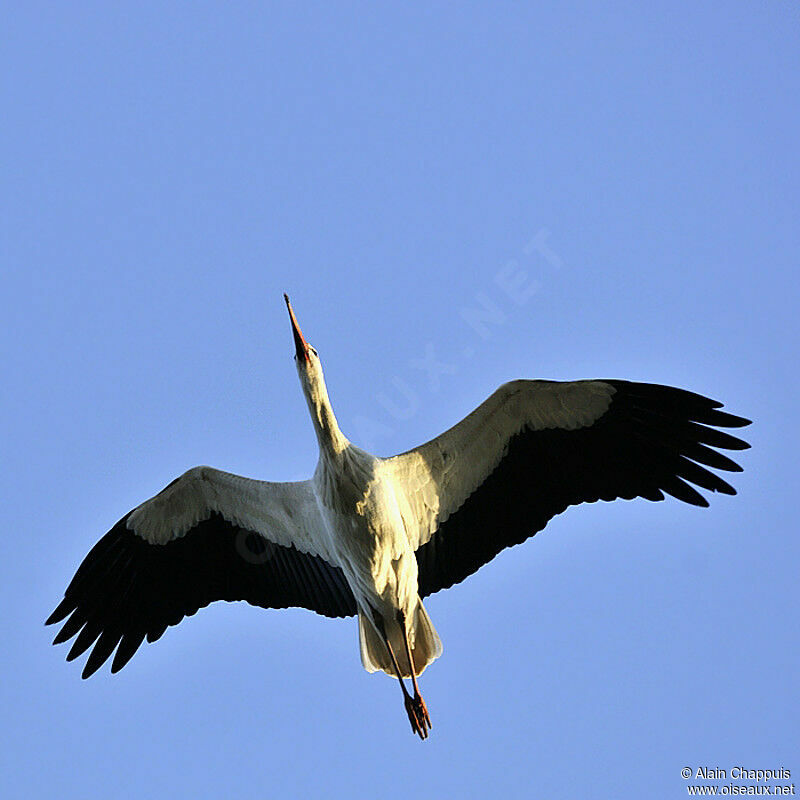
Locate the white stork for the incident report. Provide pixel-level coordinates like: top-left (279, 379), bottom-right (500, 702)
top-left (48, 295), bottom-right (750, 739)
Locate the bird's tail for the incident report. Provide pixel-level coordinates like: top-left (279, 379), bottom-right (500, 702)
top-left (358, 600), bottom-right (442, 679)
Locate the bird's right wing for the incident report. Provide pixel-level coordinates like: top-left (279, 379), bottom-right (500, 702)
top-left (47, 467), bottom-right (357, 679)
top-left (385, 380), bottom-right (750, 597)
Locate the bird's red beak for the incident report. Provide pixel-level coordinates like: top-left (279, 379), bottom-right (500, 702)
top-left (284, 294), bottom-right (309, 362)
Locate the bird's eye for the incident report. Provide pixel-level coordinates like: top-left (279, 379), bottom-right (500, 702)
top-left (309, 346), bottom-right (318, 357)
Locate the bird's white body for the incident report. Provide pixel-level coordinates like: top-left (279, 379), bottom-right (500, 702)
top-left (315, 448), bottom-right (416, 616)
top-left (314, 445), bottom-right (442, 676)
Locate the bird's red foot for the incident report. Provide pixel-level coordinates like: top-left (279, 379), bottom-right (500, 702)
top-left (413, 692), bottom-right (431, 731)
top-left (404, 692), bottom-right (432, 740)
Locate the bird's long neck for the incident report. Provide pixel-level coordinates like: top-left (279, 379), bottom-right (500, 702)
top-left (304, 370), bottom-right (349, 457)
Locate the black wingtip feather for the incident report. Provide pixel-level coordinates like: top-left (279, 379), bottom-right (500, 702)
top-left (687, 422), bottom-right (750, 451)
top-left (66, 619), bottom-right (104, 662)
top-left (46, 597), bottom-right (75, 627)
top-left (82, 629), bottom-right (123, 679)
top-left (111, 631), bottom-right (146, 673)
top-left (661, 476), bottom-right (710, 507)
top-left (52, 610), bottom-right (87, 645)
top-left (699, 410), bottom-right (752, 428)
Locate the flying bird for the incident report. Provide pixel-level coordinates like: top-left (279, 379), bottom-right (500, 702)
top-left (47, 295), bottom-right (750, 739)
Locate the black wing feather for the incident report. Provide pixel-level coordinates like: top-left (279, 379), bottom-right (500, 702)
top-left (415, 380), bottom-right (750, 597)
top-left (47, 511), bottom-right (357, 678)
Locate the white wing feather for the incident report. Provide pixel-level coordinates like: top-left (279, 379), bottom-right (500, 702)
top-left (126, 465), bottom-right (332, 561)
top-left (385, 380), bottom-right (616, 549)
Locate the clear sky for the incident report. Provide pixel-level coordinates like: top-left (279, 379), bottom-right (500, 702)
top-left (3, 2), bottom-right (798, 798)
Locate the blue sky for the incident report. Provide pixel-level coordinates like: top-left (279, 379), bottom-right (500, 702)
top-left (3, 2), bottom-right (798, 798)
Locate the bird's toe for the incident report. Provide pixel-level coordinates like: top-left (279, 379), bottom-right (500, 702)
top-left (404, 694), bottom-right (429, 740)
top-left (413, 693), bottom-right (431, 729)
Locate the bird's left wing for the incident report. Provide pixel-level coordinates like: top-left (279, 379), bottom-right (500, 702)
top-left (384, 380), bottom-right (750, 597)
top-left (47, 467), bottom-right (357, 678)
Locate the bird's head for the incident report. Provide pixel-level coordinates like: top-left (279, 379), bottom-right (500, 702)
top-left (284, 294), bottom-right (346, 451)
top-left (284, 293), bottom-right (322, 385)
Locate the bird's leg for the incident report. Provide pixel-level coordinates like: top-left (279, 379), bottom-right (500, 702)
top-left (397, 610), bottom-right (432, 733)
top-left (374, 615), bottom-right (429, 740)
